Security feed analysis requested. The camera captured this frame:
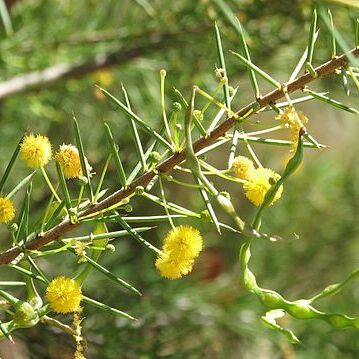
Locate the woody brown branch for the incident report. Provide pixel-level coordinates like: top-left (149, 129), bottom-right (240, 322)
top-left (0, 47), bottom-right (358, 265)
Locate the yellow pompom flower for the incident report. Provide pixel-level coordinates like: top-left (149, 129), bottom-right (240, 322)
top-left (0, 197), bottom-right (15, 223)
top-left (163, 225), bottom-right (203, 261)
top-left (155, 253), bottom-right (194, 280)
top-left (95, 69), bottom-right (113, 87)
top-left (46, 276), bottom-right (82, 314)
top-left (155, 226), bottom-right (203, 280)
top-left (20, 134), bottom-right (52, 168)
top-left (56, 144), bottom-right (83, 179)
top-left (231, 155), bottom-right (255, 180)
top-left (276, 107), bottom-right (309, 151)
top-left (243, 167), bottom-right (283, 207)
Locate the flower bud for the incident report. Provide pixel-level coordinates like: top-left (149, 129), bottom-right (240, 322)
top-left (172, 102), bottom-right (182, 112)
top-left (135, 186), bottom-right (145, 195)
top-left (106, 244), bottom-right (116, 252)
top-left (8, 223), bottom-right (18, 233)
top-left (193, 110), bottom-right (203, 122)
top-left (68, 207), bottom-right (77, 217)
top-left (200, 210), bottom-right (211, 223)
top-left (13, 301), bottom-right (37, 327)
top-left (124, 204), bottom-right (133, 213)
top-left (148, 151), bottom-right (161, 165)
top-left (78, 176), bottom-right (89, 186)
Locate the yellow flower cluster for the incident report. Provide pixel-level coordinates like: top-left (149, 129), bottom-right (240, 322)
top-left (56, 144), bottom-right (83, 179)
top-left (46, 276), bottom-right (82, 314)
top-left (0, 197), bottom-right (15, 223)
top-left (231, 155), bottom-right (255, 180)
top-left (156, 225), bottom-right (203, 280)
top-left (243, 167), bottom-right (283, 206)
top-left (73, 306), bottom-right (86, 359)
top-left (276, 107), bottom-right (309, 150)
top-left (232, 155), bottom-right (283, 207)
top-left (20, 134), bottom-right (52, 168)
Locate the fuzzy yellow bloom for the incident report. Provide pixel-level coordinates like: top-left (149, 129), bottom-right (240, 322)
top-left (276, 107), bottom-right (309, 151)
top-left (56, 144), bottom-right (84, 179)
top-left (46, 276), bottom-right (82, 314)
top-left (155, 253), bottom-right (194, 280)
top-left (20, 134), bottom-right (52, 168)
top-left (156, 226), bottom-right (203, 280)
top-left (243, 167), bottom-right (283, 207)
top-left (163, 225), bottom-right (203, 260)
top-left (0, 197), bottom-right (15, 223)
top-left (231, 155), bottom-right (255, 180)
top-left (95, 69), bottom-right (113, 87)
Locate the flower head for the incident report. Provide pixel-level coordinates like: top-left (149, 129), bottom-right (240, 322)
top-left (163, 225), bottom-right (203, 261)
top-left (20, 134), bottom-right (52, 168)
top-left (243, 167), bottom-right (283, 206)
top-left (155, 225), bottom-right (203, 280)
top-left (56, 144), bottom-right (85, 179)
top-left (0, 197), bottom-right (15, 223)
top-left (46, 276), bottom-right (82, 314)
top-left (155, 253), bottom-right (194, 280)
top-left (231, 155), bottom-right (255, 180)
top-left (95, 69), bottom-right (113, 87)
top-left (276, 107), bottom-right (309, 151)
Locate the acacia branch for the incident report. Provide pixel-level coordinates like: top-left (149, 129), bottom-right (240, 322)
top-left (0, 47), bottom-right (358, 265)
top-left (0, 28), bottom-right (206, 101)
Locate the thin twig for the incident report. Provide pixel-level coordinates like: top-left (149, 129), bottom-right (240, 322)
top-left (0, 28), bottom-right (208, 101)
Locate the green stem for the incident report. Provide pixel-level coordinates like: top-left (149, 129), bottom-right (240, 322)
top-left (40, 167), bottom-right (61, 203)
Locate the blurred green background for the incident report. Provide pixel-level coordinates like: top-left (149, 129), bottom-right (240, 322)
top-left (0, 0), bottom-right (359, 358)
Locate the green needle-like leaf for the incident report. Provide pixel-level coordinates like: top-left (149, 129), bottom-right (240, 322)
top-left (16, 183), bottom-right (32, 245)
top-left (80, 214), bottom-right (186, 224)
top-left (306, 8), bottom-right (317, 66)
top-left (104, 122), bottom-right (127, 188)
top-left (0, 136), bottom-right (23, 193)
top-left (7, 172), bottom-right (36, 199)
top-left (0, 281), bottom-right (26, 287)
top-left (214, 23), bottom-right (231, 109)
top-left (55, 161), bottom-right (72, 214)
top-left (83, 295), bottom-right (135, 320)
top-left (289, 30), bottom-right (319, 82)
top-left (116, 215), bottom-right (162, 255)
top-left (0, 319), bottom-right (12, 342)
top-left (0, 0), bottom-right (13, 35)
top-left (235, 18), bottom-right (260, 98)
top-left (99, 87), bottom-right (174, 151)
top-left (318, 6), bottom-right (359, 67)
top-left (43, 200), bottom-right (66, 231)
top-left (305, 89), bottom-right (359, 115)
top-left (74, 252), bottom-right (142, 296)
top-left (65, 227), bottom-right (154, 242)
top-left (73, 115), bottom-right (94, 202)
top-left (9, 265), bottom-right (46, 284)
top-left (94, 154), bottom-right (112, 202)
top-left (231, 51), bottom-right (281, 88)
top-left (194, 176), bottom-right (221, 233)
top-left (327, 9), bottom-right (336, 58)
top-left (121, 84), bottom-right (146, 172)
